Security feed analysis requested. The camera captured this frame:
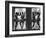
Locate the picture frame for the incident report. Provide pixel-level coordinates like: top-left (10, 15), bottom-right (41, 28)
top-left (5, 1), bottom-right (45, 37)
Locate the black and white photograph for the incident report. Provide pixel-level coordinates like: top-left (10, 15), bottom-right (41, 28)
top-left (5, 1), bottom-right (45, 37)
top-left (12, 7), bottom-right (40, 31)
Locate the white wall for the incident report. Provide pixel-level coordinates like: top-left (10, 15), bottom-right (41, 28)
top-left (0, 0), bottom-right (46, 38)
